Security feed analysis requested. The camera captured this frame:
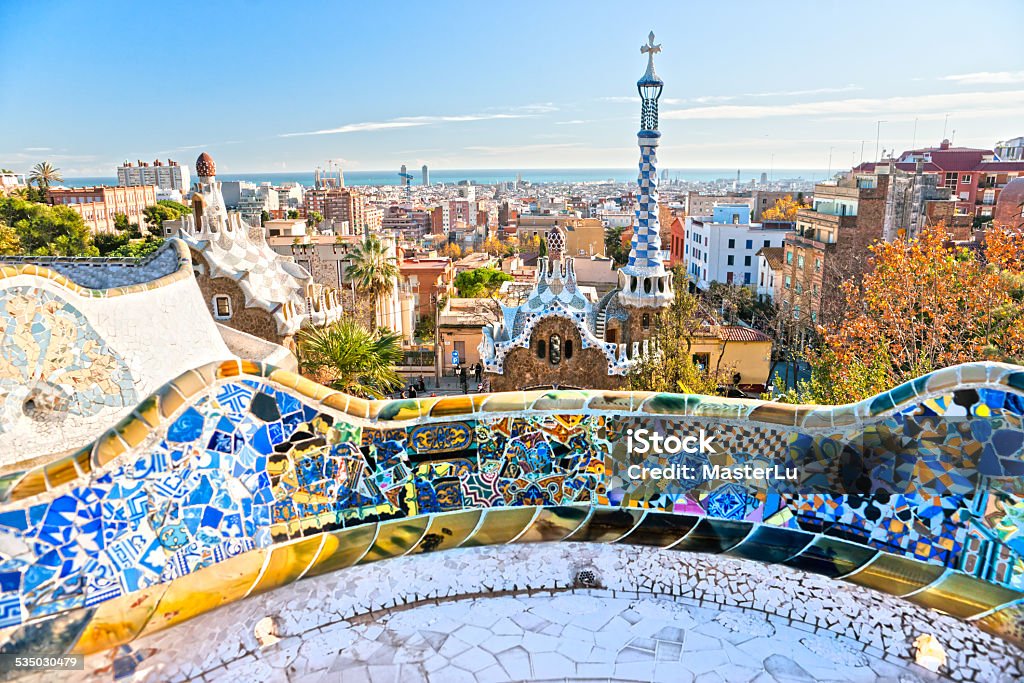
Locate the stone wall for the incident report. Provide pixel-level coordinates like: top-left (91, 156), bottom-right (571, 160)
top-left (488, 316), bottom-right (623, 390)
top-left (194, 271), bottom-right (289, 348)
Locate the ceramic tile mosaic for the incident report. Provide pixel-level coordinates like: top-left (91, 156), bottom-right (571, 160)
top-left (0, 360), bottom-right (1023, 658)
top-left (0, 286), bottom-right (137, 434)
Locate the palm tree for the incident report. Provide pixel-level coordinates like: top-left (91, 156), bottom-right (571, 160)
top-left (295, 319), bottom-right (403, 398)
top-left (345, 234), bottom-right (400, 329)
top-left (29, 162), bottom-right (63, 190)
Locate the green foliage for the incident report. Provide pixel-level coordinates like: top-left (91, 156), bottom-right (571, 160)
top-left (538, 236), bottom-right (547, 258)
top-left (453, 266), bottom-right (512, 298)
top-left (287, 209), bottom-right (300, 219)
top-left (346, 235), bottom-right (400, 327)
top-left (414, 313), bottom-right (436, 342)
top-left (94, 231), bottom-right (131, 256)
top-left (0, 197), bottom-right (97, 256)
top-left (28, 161), bottom-right (62, 189)
top-left (295, 319), bottom-right (403, 398)
top-left (260, 210), bottom-right (271, 225)
top-left (143, 200), bottom-right (190, 230)
top-left (107, 236), bottom-right (164, 258)
top-left (628, 278), bottom-right (722, 395)
top-left (157, 199), bottom-right (191, 215)
top-left (776, 345), bottom-right (895, 405)
top-left (703, 282), bottom-right (775, 326)
top-left (604, 226), bottom-right (629, 266)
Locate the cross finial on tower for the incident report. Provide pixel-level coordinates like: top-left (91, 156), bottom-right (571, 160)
top-left (641, 31), bottom-right (661, 58)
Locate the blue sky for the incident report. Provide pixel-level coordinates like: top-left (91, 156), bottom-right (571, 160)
top-left (2, 0), bottom-right (1023, 176)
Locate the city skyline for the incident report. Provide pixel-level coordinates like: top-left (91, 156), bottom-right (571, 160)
top-left (2, 0), bottom-right (1023, 176)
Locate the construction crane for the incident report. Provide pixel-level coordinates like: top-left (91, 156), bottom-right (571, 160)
top-left (399, 165), bottom-right (414, 207)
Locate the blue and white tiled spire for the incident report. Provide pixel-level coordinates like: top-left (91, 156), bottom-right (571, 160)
top-left (618, 32), bottom-right (674, 308)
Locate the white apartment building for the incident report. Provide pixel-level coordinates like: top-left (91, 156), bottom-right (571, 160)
top-left (117, 159), bottom-right (190, 191)
top-left (683, 204), bottom-right (789, 290)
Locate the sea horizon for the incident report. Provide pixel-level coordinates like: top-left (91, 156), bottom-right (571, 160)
top-left (58, 167), bottom-right (831, 189)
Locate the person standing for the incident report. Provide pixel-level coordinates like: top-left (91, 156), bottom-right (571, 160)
top-left (459, 365), bottom-right (468, 394)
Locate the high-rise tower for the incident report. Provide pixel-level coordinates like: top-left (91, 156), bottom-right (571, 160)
top-left (618, 32), bottom-right (673, 309)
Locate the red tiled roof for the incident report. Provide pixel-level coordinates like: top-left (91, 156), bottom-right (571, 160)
top-left (719, 325), bottom-right (772, 342)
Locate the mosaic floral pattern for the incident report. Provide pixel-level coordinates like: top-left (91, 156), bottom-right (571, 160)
top-left (0, 286), bottom-right (136, 433)
top-left (0, 361), bottom-right (1023, 654)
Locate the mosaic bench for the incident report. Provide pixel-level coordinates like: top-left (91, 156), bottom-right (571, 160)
top-left (0, 360), bottom-right (1023, 659)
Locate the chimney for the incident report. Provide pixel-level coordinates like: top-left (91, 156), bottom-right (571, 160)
top-left (940, 139), bottom-right (951, 150)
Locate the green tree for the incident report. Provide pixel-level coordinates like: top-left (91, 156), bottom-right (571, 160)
top-left (628, 269), bottom-right (722, 394)
top-left (260, 209), bottom-right (271, 225)
top-left (287, 209), bottom-right (300, 219)
top-left (143, 200), bottom-right (191, 232)
top-left (28, 161), bottom-right (63, 190)
top-left (604, 226), bottom-right (629, 266)
top-left (0, 197), bottom-right (96, 256)
top-left (295, 319), bottom-right (403, 398)
top-left (453, 267), bottom-right (512, 298)
top-left (346, 235), bottom-right (400, 328)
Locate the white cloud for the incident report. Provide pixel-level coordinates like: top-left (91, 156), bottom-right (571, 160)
top-left (555, 119), bottom-right (591, 125)
top-left (941, 71), bottom-right (1024, 85)
top-left (663, 89), bottom-right (1024, 120)
top-left (280, 112), bottom-right (534, 138)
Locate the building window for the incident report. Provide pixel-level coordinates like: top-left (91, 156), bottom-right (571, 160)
top-left (727, 255), bottom-right (735, 265)
top-left (763, 239), bottom-right (770, 248)
top-left (744, 272), bottom-right (751, 285)
top-left (642, 313), bottom-right (650, 330)
top-left (536, 339), bottom-right (546, 359)
top-left (798, 255), bottom-right (804, 268)
top-left (796, 283), bottom-right (803, 294)
top-left (943, 172), bottom-right (957, 187)
top-left (213, 295), bottom-right (232, 320)
top-left (785, 275), bottom-right (791, 289)
top-left (960, 174), bottom-right (972, 184)
top-left (565, 340), bottom-right (574, 359)
top-left (728, 238), bottom-right (735, 248)
top-left (744, 255), bottom-right (751, 267)
top-left (693, 352), bottom-right (710, 370)
top-left (549, 334), bottom-right (561, 365)
top-left (786, 251), bottom-right (793, 265)
top-left (745, 239), bottom-right (752, 249)
top-left (814, 258), bottom-right (821, 272)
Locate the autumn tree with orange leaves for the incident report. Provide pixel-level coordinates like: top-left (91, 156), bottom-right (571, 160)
top-left (761, 194), bottom-right (810, 222)
top-left (790, 225), bottom-right (1024, 404)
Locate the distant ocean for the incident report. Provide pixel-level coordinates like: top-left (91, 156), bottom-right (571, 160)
top-left (62, 168), bottom-right (829, 188)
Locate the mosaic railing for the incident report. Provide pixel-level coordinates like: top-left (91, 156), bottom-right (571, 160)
top-left (1, 360), bottom-right (1024, 658)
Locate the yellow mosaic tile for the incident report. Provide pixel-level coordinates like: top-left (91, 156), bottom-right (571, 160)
top-left (136, 549), bottom-right (267, 640)
top-left (303, 524), bottom-right (379, 578)
top-left (247, 536), bottom-right (325, 597)
top-left (70, 584), bottom-right (166, 654)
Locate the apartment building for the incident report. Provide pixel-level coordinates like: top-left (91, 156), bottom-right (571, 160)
top-left (47, 185), bottom-right (157, 234)
top-left (683, 205), bottom-right (789, 290)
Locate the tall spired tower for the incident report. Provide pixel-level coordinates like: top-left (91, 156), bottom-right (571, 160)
top-left (618, 32), bottom-right (674, 309)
